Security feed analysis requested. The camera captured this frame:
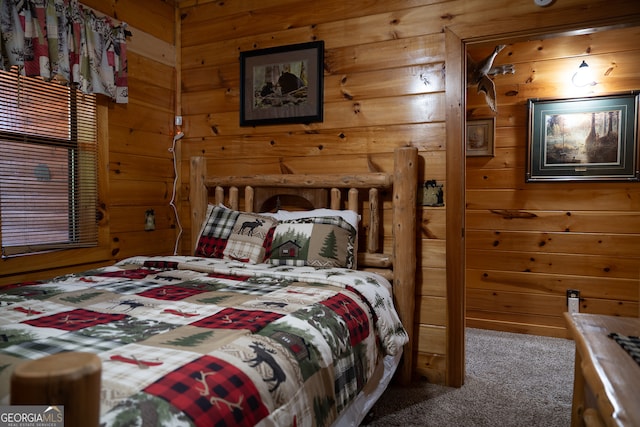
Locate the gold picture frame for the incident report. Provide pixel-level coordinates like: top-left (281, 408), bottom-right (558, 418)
top-left (466, 118), bottom-right (495, 157)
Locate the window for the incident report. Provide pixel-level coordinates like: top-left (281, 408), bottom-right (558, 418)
top-left (0, 68), bottom-right (99, 258)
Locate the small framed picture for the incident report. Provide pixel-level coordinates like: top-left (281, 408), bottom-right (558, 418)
top-left (466, 118), bottom-right (495, 157)
top-left (240, 41), bottom-right (324, 126)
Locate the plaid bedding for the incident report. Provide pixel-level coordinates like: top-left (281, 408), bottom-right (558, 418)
top-left (0, 256), bottom-right (408, 427)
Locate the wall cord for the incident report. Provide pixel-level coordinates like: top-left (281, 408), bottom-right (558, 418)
top-left (169, 131), bottom-right (184, 255)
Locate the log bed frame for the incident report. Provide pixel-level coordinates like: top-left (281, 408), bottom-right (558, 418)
top-left (189, 146), bottom-right (418, 385)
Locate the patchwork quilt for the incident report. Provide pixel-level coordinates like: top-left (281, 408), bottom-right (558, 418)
top-left (0, 256), bottom-right (408, 427)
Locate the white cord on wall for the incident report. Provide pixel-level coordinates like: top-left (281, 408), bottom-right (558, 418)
top-left (169, 131), bottom-right (184, 255)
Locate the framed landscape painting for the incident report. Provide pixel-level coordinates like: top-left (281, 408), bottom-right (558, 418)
top-left (526, 92), bottom-right (639, 182)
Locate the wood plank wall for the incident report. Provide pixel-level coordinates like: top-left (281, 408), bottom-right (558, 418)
top-left (466, 27), bottom-right (640, 338)
top-left (176, 0), bottom-right (640, 386)
top-left (89, 0), bottom-right (179, 261)
top-left (176, 0), bottom-right (450, 385)
top-left (3, 0), bottom-right (639, 389)
top-left (0, 0), bottom-right (177, 281)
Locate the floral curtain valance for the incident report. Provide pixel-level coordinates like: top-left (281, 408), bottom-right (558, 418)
top-left (0, 0), bottom-right (128, 103)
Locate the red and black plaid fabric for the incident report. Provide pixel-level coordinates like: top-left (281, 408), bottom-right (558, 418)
top-left (263, 228), bottom-right (275, 253)
top-left (98, 268), bottom-right (158, 280)
top-left (23, 308), bottom-right (127, 331)
top-left (321, 293), bottom-right (370, 346)
top-left (144, 355), bottom-right (269, 427)
top-left (192, 308), bottom-right (283, 333)
top-left (194, 205), bottom-right (278, 264)
top-left (196, 232), bottom-right (275, 262)
top-left (143, 260), bottom-right (179, 270)
top-left (195, 236), bottom-right (227, 259)
top-left (137, 285), bottom-right (208, 301)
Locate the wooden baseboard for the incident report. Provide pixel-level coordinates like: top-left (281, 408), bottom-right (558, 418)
top-left (467, 317), bottom-right (570, 339)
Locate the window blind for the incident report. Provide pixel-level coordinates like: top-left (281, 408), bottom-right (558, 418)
top-left (0, 68), bottom-right (98, 257)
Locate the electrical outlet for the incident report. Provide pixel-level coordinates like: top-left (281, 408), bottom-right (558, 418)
top-left (175, 116), bottom-right (183, 126)
top-left (566, 289), bottom-right (580, 300)
top-left (566, 289), bottom-right (580, 314)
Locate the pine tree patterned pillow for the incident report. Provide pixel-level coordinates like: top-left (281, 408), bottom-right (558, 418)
top-left (266, 216), bottom-right (356, 268)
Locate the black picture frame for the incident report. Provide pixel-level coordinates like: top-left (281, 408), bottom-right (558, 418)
top-left (526, 92), bottom-right (640, 182)
top-left (240, 41), bottom-right (324, 126)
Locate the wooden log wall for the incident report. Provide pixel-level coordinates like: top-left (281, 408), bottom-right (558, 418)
top-left (176, 0), bottom-right (640, 387)
top-left (1, 0), bottom-right (177, 282)
top-left (466, 27), bottom-right (640, 338)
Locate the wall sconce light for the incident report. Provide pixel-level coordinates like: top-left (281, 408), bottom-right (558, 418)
top-left (572, 60), bottom-right (597, 87)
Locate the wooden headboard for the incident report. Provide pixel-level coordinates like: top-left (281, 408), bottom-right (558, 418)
top-left (189, 146), bottom-right (418, 385)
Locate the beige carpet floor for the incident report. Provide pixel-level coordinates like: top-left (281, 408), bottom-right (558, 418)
top-left (362, 328), bottom-right (575, 427)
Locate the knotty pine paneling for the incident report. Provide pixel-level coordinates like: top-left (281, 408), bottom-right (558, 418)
top-left (415, 352), bottom-right (446, 384)
top-left (108, 126), bottom-right (174, 157)
top-left (178, 0), bottom-right (640, 386)
top-left (467, 292), bottom-right (638, 336)
top-left (467, 249), bottom-right (639, 281)
top-left (467, 229), bottom-right (638, 257)
top-left (107, 47), bottom-right (177, 258)
top-left (110, 179), bottom-right (172, 208)
top-left (110, 205), bottom-right (175, 233)
top-left (110, 152), bottom-right (175, 181)
top-left (467, 269), bottom-right (637, 302)
top-left (417, 325), bottom-right (447, 355)
top-left (177, 0), bottom-right (451, 385)
top-left (82, 0), bottom-right (176, 44)
top-left (108, 96), bottom-right (174, 135)
top-left (467, 310), bottom-right (568, 337)
top-left (466, 210), bottom-right (640, 234)
top-left (418, 296), bottom-right (447, 326)
top-left (181, 63), bottom-right (446, 114)
top-left (3, 0), bottom-right (638, 388)
top-left (467, 187), bottom-right (640, 211)
top-left (182, 92), bottom-right (445, 137)
top-left (419, 267), bottom-right (447, 297)
top-left (466, 168), bottom-right (526, 189)
top-left (112, 228), bottom-right (177, 259)
top-left (179, 123), bottom-right (445, 161)
top-left (466, 25), bottom-right (640, 337)
top-left (420, 208), bottom-right (446, 240)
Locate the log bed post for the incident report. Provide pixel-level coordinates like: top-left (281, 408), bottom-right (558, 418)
top-left (393, 146), bottom-right (418, 385)
top-left (368, 188), bottom-right (379, 253)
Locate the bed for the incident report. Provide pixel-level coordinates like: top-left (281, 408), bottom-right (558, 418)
top-left (0, 147), bottom-right (418, 427)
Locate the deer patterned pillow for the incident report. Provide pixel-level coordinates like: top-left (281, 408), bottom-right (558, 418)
top-left (195, 205), bottom-right (277, 263)
top-left (266, 216), bottom-right (357, 269)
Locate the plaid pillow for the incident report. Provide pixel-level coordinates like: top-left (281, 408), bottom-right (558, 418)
top-left (267, 216), bottom-right (356, 268)
top-left (195, 205), bottom-right (277, 263)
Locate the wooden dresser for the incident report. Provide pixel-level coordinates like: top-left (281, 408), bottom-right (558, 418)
top-left (564, 313), bottom-right (640, 427)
